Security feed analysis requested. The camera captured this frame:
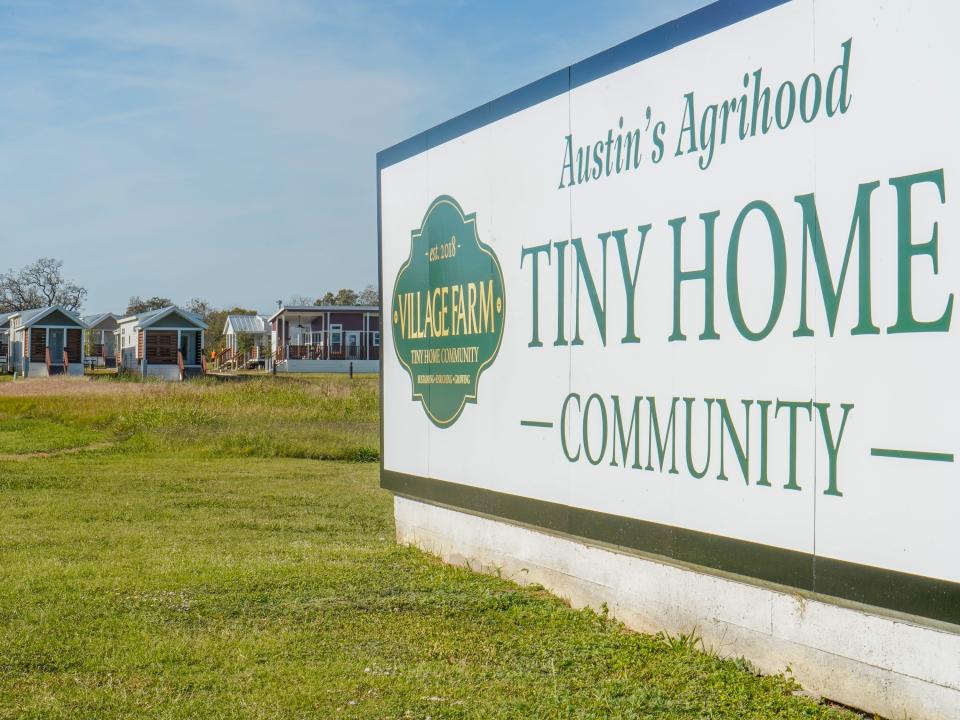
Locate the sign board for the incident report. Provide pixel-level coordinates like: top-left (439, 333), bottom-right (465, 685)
top-left (378, 0), bottom-right (960, 627)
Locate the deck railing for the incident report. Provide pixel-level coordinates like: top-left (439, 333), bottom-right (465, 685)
top-left (211, 347), bottom-right (265, 372)
top-left (275, 329), bottom-right (379, 362)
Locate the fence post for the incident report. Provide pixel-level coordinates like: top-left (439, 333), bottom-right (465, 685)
top-left (349, 361), bottom-right (353, 379)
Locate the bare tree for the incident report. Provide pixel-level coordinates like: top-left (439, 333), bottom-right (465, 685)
top-left (185, 297), bottom-right (213, 321)
top-left (0, 257), bottom-right (87, 312)
top-left (288, 294), bottom-right (314, 306)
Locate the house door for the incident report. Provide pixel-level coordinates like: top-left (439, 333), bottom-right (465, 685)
top-left (345, 331), bottom-right (360, 359)
top-left (329, 325), bottom-right (343, 357)
top-left (48, 329), bottom-right (65, 363)
top-left (179, 332), bottom-right (195, 365)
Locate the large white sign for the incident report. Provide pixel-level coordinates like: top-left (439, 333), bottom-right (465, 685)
top-left (378, 0), bottom-right (960, 626)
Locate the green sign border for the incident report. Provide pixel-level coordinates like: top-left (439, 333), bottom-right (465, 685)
top-left (382, 469), bottom-right (960, 630)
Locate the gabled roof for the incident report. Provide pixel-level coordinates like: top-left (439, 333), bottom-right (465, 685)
top-left (223, 314), bottom-right (269, 334)
top-left (8, 306), bottom-right (88, 329)
top-left (268, 305), bottom-right (379, 322)
top-left (117, 305), bottom-right (208, 330)
top-left (0, 312), bottom-right (13, 330)
top-left (83, 312), bottom-right (119, 328)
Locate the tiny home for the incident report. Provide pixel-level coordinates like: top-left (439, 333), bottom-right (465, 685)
top-left (83, 312), bottom-right (119, 368)
top-left (269, 304), bottom-right (379, 373)
top-left (222, 314), bottom-right (270, 358)
top-left (117, 306), bottom-right (207, 380)
top-left (7, 306), bottom-right (87, 377)
top-left (0, 312), bottom-right (10, 373)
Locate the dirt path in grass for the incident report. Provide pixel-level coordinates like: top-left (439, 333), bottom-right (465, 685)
top-left (0, 376), bottom-right (171, 397)
top-left (0, 440), bottom-right (118, 460)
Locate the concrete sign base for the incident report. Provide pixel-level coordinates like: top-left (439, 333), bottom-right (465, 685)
top-left (395, 496), bottom-right (960, 720)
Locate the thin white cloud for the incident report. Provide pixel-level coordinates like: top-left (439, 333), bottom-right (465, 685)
top-left (0, 0), bottom-right (708, 312)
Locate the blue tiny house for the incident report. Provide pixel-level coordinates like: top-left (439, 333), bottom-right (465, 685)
top-left (0, 312), bottom-right (10, 372)
top-left (7, 306), bottom-right (87, 377)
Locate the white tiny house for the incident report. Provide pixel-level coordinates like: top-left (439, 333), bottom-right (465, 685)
top-left (117, 306), bottom-right (208, 381)
top-left (223, 314), bottom-right (269, 353)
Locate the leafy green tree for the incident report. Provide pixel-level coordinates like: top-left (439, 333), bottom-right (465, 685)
top-left (126, 296), bottom-right (172, 314)
top-left (333, 288), bottom-right (359, 305)
top-left (200, 305), bottom-right (260, 352)
top-left (236, 332), bottom-right (256, 355)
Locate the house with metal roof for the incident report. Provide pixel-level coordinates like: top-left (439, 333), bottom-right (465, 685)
top-left (223, 314), bottom-right (269, 353)
top-left (268, 304), bottom-right (379, 373)
top-left (217, 314), bottom-right (270, 371)
top-left (7, 306), bottom-right (87, 377)
top-left (116, 306), bottom-right (208, 380)
top-left (83, 312), bottom-right (120, 368)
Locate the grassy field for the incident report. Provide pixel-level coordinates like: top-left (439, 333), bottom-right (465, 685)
top-left (0, 375), bottom-right (859, 719)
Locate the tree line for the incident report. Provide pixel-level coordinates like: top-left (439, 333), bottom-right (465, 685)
top-left (286, 284), bottom-right (379, 307)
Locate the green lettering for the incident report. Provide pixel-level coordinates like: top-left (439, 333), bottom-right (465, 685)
top-left (888, 169), bottom-right (953, 334)
top-left (794, 182), bottom-right (880, 337)
top-left (669, 212), bottom-right (720, 342)
top-left (727, 201), bottom-right (786, 341)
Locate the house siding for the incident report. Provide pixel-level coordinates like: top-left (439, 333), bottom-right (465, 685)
top-left (66, 329), bottom-right (82, 362)
top-left (29, 328), bottom-right (46, 362)
top-left (149, 313), bottom-right (202, 329)
top-left (329, 313), bottom-right (365, 331)
top-left (38, 310), bottom-right (83, 327)
top-left (145, 330), bottom-right (178, 364)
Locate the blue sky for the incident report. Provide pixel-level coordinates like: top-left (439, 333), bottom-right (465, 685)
top-left (0, 0), bottom-right (709, 314)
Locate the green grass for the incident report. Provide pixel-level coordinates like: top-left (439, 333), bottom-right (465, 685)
top-left (0, 374), bottom-right (379, 460)
top-left (0, 376), bottom-right (858, 719)
top-left (0, 417), bottom-right (105, 454)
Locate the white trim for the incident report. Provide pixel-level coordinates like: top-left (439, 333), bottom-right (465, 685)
top-left (268, 305), bottom-right (378, 322)
top-left (117, 306), bottom-right (208, 330)
top-left (12, 305), bottom-right (87, 329)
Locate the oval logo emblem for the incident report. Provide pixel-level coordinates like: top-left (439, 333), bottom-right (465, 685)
top-left (391, 196), bottom-right (505, 427)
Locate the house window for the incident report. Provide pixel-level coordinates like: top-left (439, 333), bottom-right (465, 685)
top-left (330, 324), bottom-right (342, 351)
top-left (372, 331), bottom-right (380, 347)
